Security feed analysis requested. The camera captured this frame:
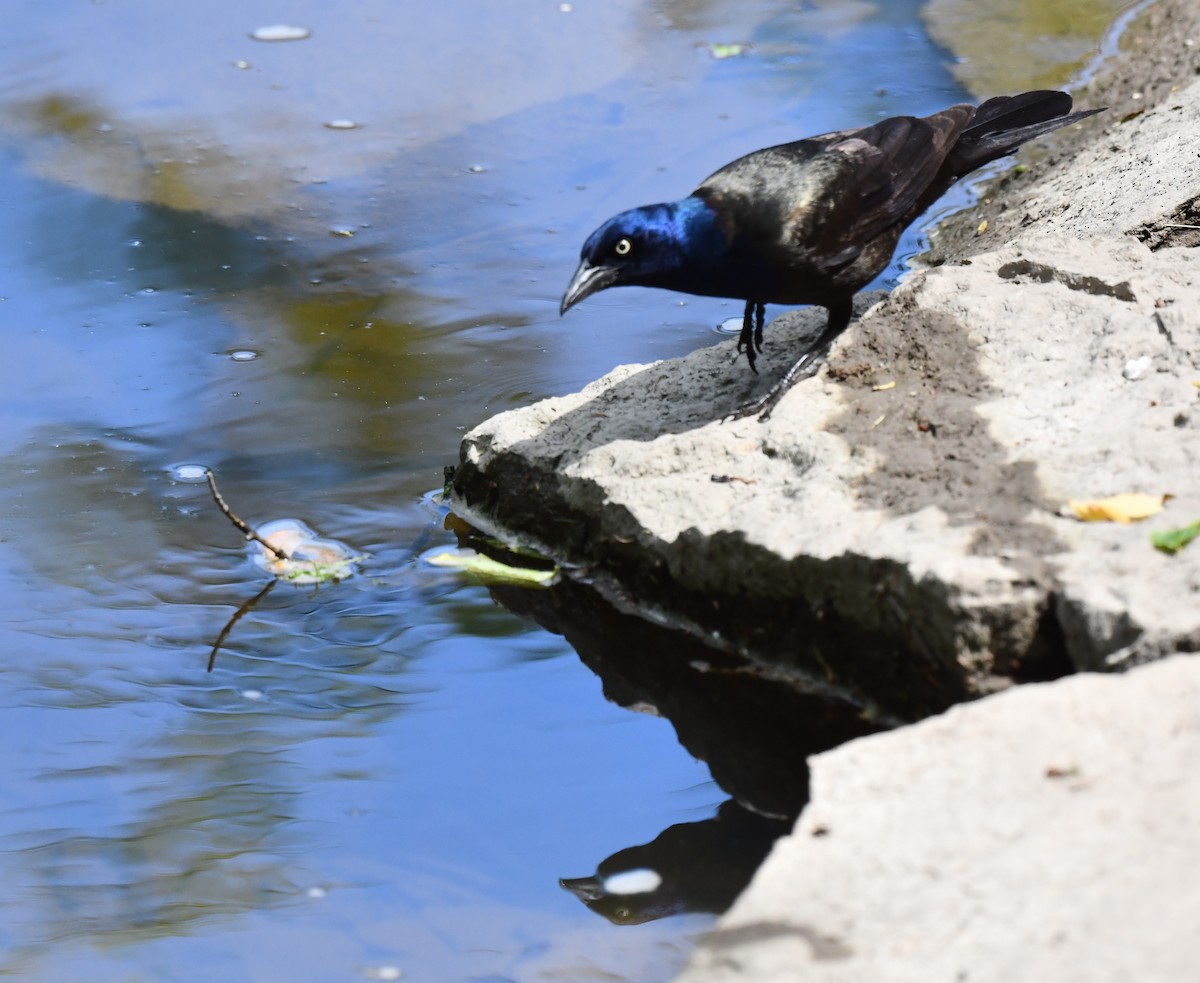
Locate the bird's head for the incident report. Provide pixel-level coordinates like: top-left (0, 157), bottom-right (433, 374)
top-left (560, 197), bottom-right (721, 314)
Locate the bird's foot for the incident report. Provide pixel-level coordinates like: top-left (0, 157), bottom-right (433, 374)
top-left (723, 349), bottom-right (827, 422)
top-left (724, 298), bottom-right (853, 422)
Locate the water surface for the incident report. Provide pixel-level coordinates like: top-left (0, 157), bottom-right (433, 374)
top-left (0, 2), bottom-right (1112, 979)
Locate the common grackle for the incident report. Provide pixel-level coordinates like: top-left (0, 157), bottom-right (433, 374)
top-left (561, 91), bottom-right (1100, 420)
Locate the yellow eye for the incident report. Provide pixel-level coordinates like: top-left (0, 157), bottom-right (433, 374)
top-left (614, 238), bottom-right (632, 256)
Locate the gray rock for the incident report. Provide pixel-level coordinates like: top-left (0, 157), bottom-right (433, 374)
top-left (452, 82), bottom-right (1200, 708)
top-left (675, 654), bottom-right (1200, 983)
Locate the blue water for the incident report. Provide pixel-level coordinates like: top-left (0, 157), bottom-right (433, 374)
top-left (0, 0), bottom-right (1075, 978)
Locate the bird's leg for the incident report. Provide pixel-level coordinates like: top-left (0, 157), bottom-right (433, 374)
top-left (726, 297), bottom-right (854, 422)
top-left (754, 302), bottom-right (765, 352)
top-left (735, 299), bottom-right (759, 374)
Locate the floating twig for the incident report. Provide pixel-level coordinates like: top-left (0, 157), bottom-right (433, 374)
top-left (208, 579), bottom-right (277, 671)
top-left (207, 471), bottom-right (289, 560)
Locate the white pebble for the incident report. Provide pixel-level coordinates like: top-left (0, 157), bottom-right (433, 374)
top-left (1122, 355), bottom-right (1152, 381)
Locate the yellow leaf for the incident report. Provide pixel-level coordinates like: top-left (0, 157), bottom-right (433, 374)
top-left (872, 380), bottom-right (896, 392)
top-left (1068, 493), bottom-right (1171, 524)
top-left (976, 218), bottom-right (989, 235)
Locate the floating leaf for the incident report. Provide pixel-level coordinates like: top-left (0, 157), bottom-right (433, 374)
top-left (1152, 519), bottom-right (1200, 555)
top-left (254, 519), bottom-right (362, 584)
top-left (425, 548), bottom-right (557, 587)
top-left (1068, 492), bottom-right (1171, 524)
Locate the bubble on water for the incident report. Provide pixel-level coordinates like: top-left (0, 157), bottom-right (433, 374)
top-left (306, 886), bottom-right (327, 899)
top-left (169, 464), bottom-right (209, 483)
top-left (233, 59), bottom-right (251, 70)
top-left (362, 968), bottom-right (403, 982)
top-left (466, 164), bottom-right (487, 174)
top-left (241, 689), bottom-right (264, 701)
top-left (250, 24), bottom-right (311, 42)
top-left (716, 315), bottom-right (744, 335)
top-left (227, 349), bottom-right (261, 362)
top-left (324, 119), bottom-right (359, 130)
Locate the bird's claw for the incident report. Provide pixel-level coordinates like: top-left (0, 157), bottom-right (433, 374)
top-left (722, 347), bottom-right (831, 423)
top-left (723, 379), bottom-right (791, 423)
top-left (735, 300), bottom-right (766, 373)
top-left (736, 325), bottom-right (759, 374)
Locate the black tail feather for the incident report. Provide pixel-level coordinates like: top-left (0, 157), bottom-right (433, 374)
top-left (965, 90), bottom-right (1074, 136)
top-left (950, 91), bottom-right (1102, 174)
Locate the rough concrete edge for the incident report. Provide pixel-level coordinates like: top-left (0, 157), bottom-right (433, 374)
top-left (451, 0), bottom-right (1200, 706)
top-left (450, 291), bottom-right (1074, 718)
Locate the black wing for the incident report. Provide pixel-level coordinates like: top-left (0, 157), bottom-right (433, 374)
top-left (696, 104), bottom-right (975, 273)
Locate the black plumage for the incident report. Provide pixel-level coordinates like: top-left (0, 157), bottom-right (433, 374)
top-left (561, 90), bottom-right (1101, 419)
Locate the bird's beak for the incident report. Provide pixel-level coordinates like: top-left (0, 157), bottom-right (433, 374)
top-left (560, 260), bottom-right (620, 315)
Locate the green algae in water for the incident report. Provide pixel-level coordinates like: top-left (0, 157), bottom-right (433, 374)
top-left (922, 0), bottom-right (1130, 95)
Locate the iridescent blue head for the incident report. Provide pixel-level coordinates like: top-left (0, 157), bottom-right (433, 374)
top-left (560, 196), bottom-right (725, 315)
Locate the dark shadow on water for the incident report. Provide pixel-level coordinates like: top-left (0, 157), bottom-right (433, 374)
top-left (561, 799), bottom-right (789, 925)
top-left (488, 568), bottom-right (885, 819)
top-left (455, 524), bottom-right (887, 923)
